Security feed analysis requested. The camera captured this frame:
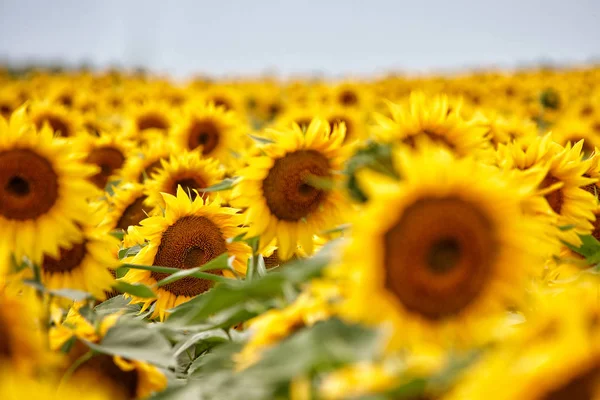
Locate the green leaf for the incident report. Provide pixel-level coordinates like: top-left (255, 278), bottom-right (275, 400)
top-left (50, 288), bottom-right (93, 301)
top-left (122, 263), bottom-right (230, 284)
top-left (94, 295), bottom-right (142, 316)
top-left (155, 254), bottom-right (229, 288)
top-left (187, 319), bottom-right (381, 399)
top-left (113, 281), bottom-right (156, 298)
top-left (85, 318), bottom-right (175, 367)
top-left (104, 179), bottom-right (122, 196)
top-left (109, 229), bottom-right (125, 240)
top-left (173, 329), bottom-right (229, 359)
top-left (248, 134), bottom-right (275, 144)
top-left (118, 244), bottom-right (144, 260)
top-left (198, 178), bottom-right (240, 193)
top-left (166, 240), bottom-right (338, 327)
top-left (565, 234), bottom-right (600, 263)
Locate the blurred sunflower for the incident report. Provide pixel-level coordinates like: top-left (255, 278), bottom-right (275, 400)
top-left (0, 285), bottom-right (53, 375)
top-left (552, 116), bottom-right (600, 157)
top-left (336, 144), bottom-right (553, 349)
top-left (41, 225), bottom-right (119, 300)
top-left (449, 280), bottom-right (600, 400)
top-left (199, 84), bottom-right (246, 115)
top-left (171, 102), bottom-right (247, 163)
top-left (28, 99), bottom-right (82, 137)
top-left (99, 183), bottom-right (156, 232)
top-left (0, 368), bottom-right (112, 400)
top-left (144, 150), bottom-right (224, 208)
top-left (231, 118), bottom-right (352, 260)
top-left (0, 108), bottom-right (99, 264)
top-left (76, 132), bottom-right (135, 189)
top-left (119, 136), bottom-right (179, 183)
top-left (372, 91), bottom-right (492, 160)
top-left (124, 99), bottom-right (176, 139)
top-left (121, 187), bottom-right (250, 320)
top-left (51, 309), bottom-right (167, 400)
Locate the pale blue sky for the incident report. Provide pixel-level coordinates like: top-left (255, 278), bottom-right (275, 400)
top-left (1, 0), bottom-right (599, 77)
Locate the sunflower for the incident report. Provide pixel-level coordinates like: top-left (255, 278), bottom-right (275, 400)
top-left (231, 118), bottom-right (352, 260)
top-left (476, 108), bottom-right (539, 148)
top-left (330, 82), bottom-right (372, 109)
top-left (0, 284), bottom-right (53, 375)
top-left (121, 187), bottom-right (250, 320)
top-left (198, 84), bottom-right (246, 115)
top-left (118, 136), bottom-right (179, 183)
top-left (170, 102), bottom-right (247, 164)
top-left (99, 182), bottom-right (157, 232)
top-left (0, 368), bottom-right (112, 400)
top-left (75, 132), bottom-right (135, 189)
top-left (41, 224), bottom-right (119, 300)
top-left (28, 99), bottom-right (82, 137)
top-left (372, 91), bottom-right (492, 160)
top-left (321, 104), bottom-right (368, 144)
top-left (50, 309), bottom-right (167, 400)
top-left (449, 280), bottom-right (600, 400)
top-left (335, 144), bottom-right (553, 349)
top-left (553, 116), bottom-right (600, 157)
top-left (0, 108), bottom-right (99, 264)
top-left (144, 150), bottom-right (224, 208)
top-left (123, 99), bottom-right (176, 139)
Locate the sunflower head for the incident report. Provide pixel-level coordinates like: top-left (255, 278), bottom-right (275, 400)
top-left (231, 118), bottom-right (352, 260)
top-left (28, 99), bottom-right (82, 137)
top-left (0, 107), bottom-right (100, 264)
top-left (122, 187), bottom-right (250, 320)
top-left (143, 149), bottom-right (225, 208)
top-left (170, 101), bottom-right (248, 164)
top-left (372, 91), bottom-right (492, 161)
top-left (335, 143), bottom-right (555, 348)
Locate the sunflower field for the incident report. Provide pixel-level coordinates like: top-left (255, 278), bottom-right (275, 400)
top-left (2, 66), bottom-right (600, 399)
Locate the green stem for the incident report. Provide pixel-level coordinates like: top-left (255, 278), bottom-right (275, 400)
top-left (58, 350), bottom-right (95, 390)
top-left (121, 263), bottom-right (230, 283)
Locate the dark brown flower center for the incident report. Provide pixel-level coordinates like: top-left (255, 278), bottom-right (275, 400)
top-left (212, 97), bottom-right (232, 111)
top-left (540, 364), bottom-right (600, 400)
top-left (86, 147), bottom-right (125, 189)
top-left (383, 198), bottom-right (495, 320)
top-left (151, 216), bottom-right (227, 296)
top-left (42, 241), bottom-right (87, 273)
top-left (138, 159), bottom-right (164, 182)
top-left (170, 176), bottom-right (207, 201)
top-left (0, 149), bottom-right (59, 221)
top-left (116, 196), bottom-right (150, 230)
top-left (262, 150), bottom-right (331, 221)
top-left (34, 114), bottom-right (71, 137)
top-left (137, 114), bottom-right (169, 131)
top-left (81, 355), bottom-right (139, 400)
top-left (540, 175), bottom-right (564, 214)
top-left (187, 119), bottom-right (221, 155)
top-left (0, 104), bottom-right (13, 118)
top-left (404, 130), bottom-right (456, 150)
top-left (339, 90), bottom-right (358, 106)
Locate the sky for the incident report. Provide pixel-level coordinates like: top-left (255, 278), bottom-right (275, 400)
top-left (0, 0), bottom-right (599, 78)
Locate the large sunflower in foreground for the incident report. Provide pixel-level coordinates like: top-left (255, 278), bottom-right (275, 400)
top-left (50, 309), bottom-right (167, 400)
top-left (335, 144), bottom-right (553, 349)
top-left (121, 187), bottom-right (250, 320)
top-left (171, 102), bottom-right (247, 163)
top-left (41, 224), bottom-right (120, 300)
top-left (231, 118), bottom-right (352, 260)
top-left (0, 108), bottom-right (99, 264)
top-left (372, 91), bottom-right (492, 160)
top-left (143, 150), bottom-right (224, 208)
top-left (449, 281), bottom-right (600, 400)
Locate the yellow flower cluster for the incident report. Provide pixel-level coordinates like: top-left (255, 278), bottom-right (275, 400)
top-left (1, 65), bottom-right (600, 398)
